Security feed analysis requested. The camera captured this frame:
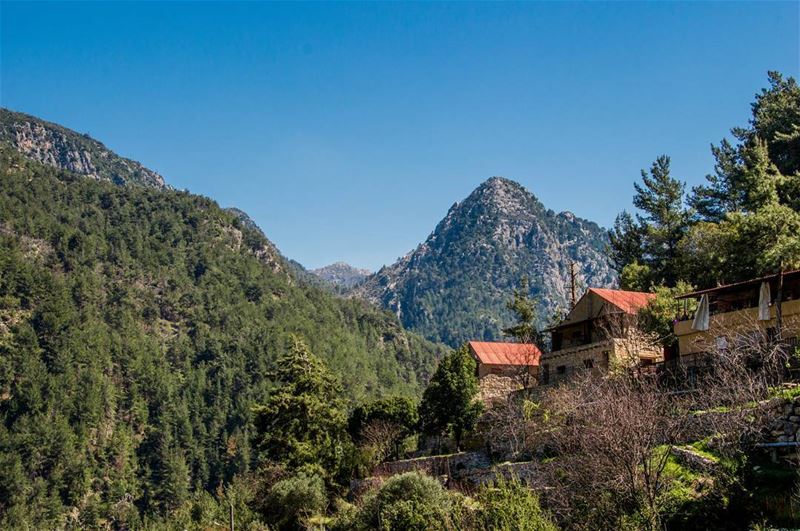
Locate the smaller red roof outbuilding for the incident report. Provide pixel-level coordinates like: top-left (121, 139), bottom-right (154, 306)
top-left (468, 341), bottom-right (542, 367)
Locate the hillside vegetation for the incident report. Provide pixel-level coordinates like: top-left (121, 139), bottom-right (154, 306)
top-left (0, 146), bottom-right (445, 526)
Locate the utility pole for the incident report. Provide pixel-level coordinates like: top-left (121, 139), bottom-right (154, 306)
top-left (569, 261), bottom-right (577, 309)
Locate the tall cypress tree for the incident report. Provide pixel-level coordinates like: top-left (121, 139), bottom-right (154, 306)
top-left (419, 345), bottom-right (483, 451)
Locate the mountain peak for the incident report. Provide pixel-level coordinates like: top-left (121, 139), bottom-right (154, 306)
top-left (352, 177), bottom-right (616, 347)
top-left (481, 175), bottom-right (516, 186)
top-left (475, 176), bottom-right (526, 196)
top-left (312, 262), bottom-right (371, 289)
top-left (468, 176), bottom-right (538, 206)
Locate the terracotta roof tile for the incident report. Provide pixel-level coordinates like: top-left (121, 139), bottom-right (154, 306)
top-left (588, 288), bottom-right (655, 314)
top-left (468, 341), bottom-right (541, 366)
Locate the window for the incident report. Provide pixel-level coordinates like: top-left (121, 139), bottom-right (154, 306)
top-left (552, 333), bottom-right (563, 351)
top-left (557, 365), bottom-right (566, 375)
top-left (583, 358), bottom-right (594, 369)
top-left (541, 364), bottom-right (550, 385)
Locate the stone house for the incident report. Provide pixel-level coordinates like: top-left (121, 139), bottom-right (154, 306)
top-left (468, 341), bottom-right (542, 403)
top-left (541, 288), bottom-right (662, 386)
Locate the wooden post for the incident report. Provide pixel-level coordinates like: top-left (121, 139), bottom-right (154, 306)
top-left (776, 266), bottom-right (784, 342)
top-left (229, 500), bottom-right (234, 531)
top-left (569, 261), bottom-right (577, 309)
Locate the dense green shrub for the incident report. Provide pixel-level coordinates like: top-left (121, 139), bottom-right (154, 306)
top-left (349, 396), bottom-right (419, 466)
top-left (475, 478), bottom-right (558, 531)
top-left (419, 345), bottom-right (483, 450)
top-left (348, 396), bottom-right (419, 442)
top-left (263, 471), bottom-right (328, 530)
top-left (353, 472), bottom-right (464, 530)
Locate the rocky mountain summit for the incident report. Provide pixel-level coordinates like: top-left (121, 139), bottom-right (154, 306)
top-left (0, 108), bottom-right (166, 188)
top-left (312, 262), bottom-right (372, 289)
top-left (351, 176), bottom-right (617, 347)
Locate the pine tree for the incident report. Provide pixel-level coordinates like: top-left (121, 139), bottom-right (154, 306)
top-left (609, 211), bottom-right (644, 273)
top-left (252, 335), bottom-right (349, 477)
top-left (689, 139), bottom-right (747, 222)
top-left (748, 71), bottom-right (800, 178)
top-left (684, 72), bottom-right (800, 282)
top-left (610, 155), bottom-right (689, 288)
top-left (502, 277), bottom-right (541, 345)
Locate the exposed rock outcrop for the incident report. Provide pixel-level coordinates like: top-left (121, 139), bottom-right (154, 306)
top-left (1, 108), bottom-right (166, 188)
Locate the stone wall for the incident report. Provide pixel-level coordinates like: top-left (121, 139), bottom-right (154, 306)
top-left (669, 446), bottom-right (719, 473)
top-left (766, 395), bottom-right (800, 444)
top-left (372, 451), bottom-right (491, 479)
top-left (478, 374), bottom-right (523, 405)
top-left (456, 460), bottom-right (549, 488)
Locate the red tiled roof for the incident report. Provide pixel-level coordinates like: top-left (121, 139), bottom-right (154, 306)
top-left (588, 288), bottom-right (656, 315)
top-left (468, 341), bottom-right (541, 367)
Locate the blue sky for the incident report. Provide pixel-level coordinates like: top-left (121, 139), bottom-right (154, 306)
top-left (2, 2), bottom-right (798, 270)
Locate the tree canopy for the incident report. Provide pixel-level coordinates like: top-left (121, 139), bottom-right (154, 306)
top-left (419, 344), bottom-right (483, 449)
top-left (611, 72), bottom-right (800, 290)
top-left (252, 336), bottom-right (349, 477)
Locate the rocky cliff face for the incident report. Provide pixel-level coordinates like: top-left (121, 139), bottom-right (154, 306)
top-left (351, 176), bottom-right (617, 347)
top-left (0, 108), bottom-right (166, 188)
top-left (312, 262), bottom-right (371, 289)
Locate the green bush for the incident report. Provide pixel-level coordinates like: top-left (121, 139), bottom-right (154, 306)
top-left (354, 472), bottom-right (463, 530)
top-left (475, 477), bottom-right (558, 531)
top-left (264, 471), bottom-right (328, 530)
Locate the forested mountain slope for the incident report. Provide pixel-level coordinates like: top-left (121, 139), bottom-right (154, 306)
top-left (352, 177), bottom-right (616, 347)
top-left (0, 143), bottom-right (444, 525)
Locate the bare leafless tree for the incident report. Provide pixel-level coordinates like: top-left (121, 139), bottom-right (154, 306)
top-left (594, 307), bottom-right (662, 376)
top-left (358, 419), bottom-right (405, 468)
top-left (528, 317), bottom-right (798, 530)
top-left (478, 393), bottom-right (540, 461)
top-left (533, 372), bottom-right (691, 530)
top-left (511, 344), bottom-right (542, 390)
